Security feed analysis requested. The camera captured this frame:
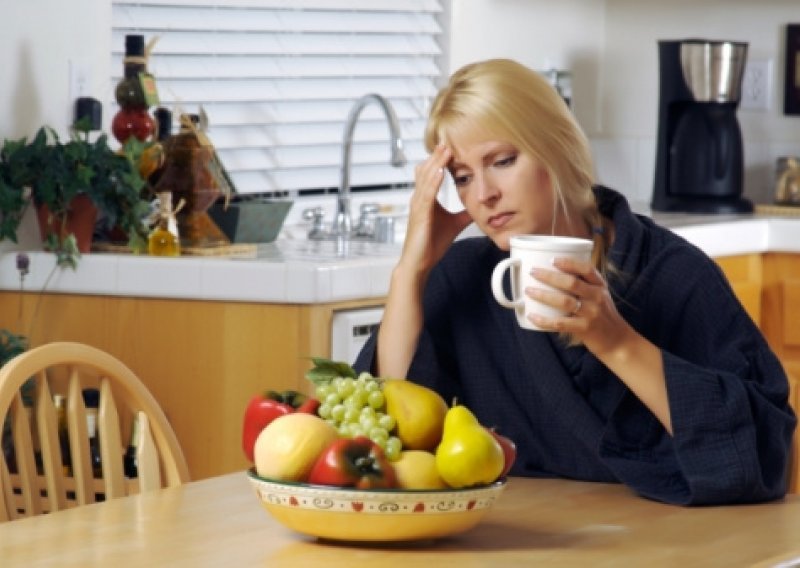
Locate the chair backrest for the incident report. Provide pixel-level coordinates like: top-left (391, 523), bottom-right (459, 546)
top-left (0, 342), bottom-right (190, 521)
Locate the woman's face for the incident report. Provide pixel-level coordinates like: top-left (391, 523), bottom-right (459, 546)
top-left (447, 131), bottom-right (567, 251)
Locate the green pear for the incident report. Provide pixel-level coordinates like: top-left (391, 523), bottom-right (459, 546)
top-left (383, 379), bottom-right (448, 451)
top-left (435, 404), bottom-right (505, 488)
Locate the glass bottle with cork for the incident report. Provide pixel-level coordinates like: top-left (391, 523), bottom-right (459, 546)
top-left (112, 34), bottom-right (160, 145)
top-left (148, 191), bottom-right (182, 256)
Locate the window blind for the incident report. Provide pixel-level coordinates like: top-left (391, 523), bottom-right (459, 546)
top-left (110, 1), bottom-right (446, 197)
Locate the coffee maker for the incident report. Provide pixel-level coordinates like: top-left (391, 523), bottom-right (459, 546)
top-left (652, 39), bottom-right (752, 213)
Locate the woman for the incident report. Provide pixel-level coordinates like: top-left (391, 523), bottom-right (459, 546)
top-left (353, 58), bottom-right (795, 505)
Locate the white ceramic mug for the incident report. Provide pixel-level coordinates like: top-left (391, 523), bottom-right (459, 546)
top-left (491, 235), bottom-right (594, 331)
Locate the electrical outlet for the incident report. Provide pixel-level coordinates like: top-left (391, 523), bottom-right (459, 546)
top-left (68, 59), bottom-right (91, 102)
top-left (740, 59), bottom-right (772, 111)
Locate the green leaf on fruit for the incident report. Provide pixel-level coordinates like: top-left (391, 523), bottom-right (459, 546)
top-left (305, 357), bottom-right (357, 385)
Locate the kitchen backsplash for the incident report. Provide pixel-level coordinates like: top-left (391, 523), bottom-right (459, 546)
top-left (282, 133), bottom-right (799, 241)
top-left (590, 137), bottom-right (800, 207)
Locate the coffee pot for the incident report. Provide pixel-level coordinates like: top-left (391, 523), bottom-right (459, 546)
top-left (652, 39), bottom-right (752, 213)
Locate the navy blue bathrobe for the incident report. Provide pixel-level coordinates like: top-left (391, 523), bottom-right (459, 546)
top-left (353, 186), bottom-right (796, 506)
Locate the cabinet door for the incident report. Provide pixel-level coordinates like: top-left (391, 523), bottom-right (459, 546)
top-left (715, 255), bottom-right (762, 327)
top-left (783, 280), bottom-right (800, 348)
top-left (786, 363), bottom-right (800, 495)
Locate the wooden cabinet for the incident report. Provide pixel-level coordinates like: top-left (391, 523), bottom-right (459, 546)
top-left (0, 292), bottom-right (384, 481)
top-left (717, 253), bottom-right (800, 493)
top-left (715, 254), bottom-right (763, 327)
top-left (717, 253), bottom-right (800, 378)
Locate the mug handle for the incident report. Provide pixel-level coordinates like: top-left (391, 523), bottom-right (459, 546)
top-left (491, 258), bottom-right (523, 309)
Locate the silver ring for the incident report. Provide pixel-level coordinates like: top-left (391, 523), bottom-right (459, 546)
top-left (572, 298), bottom-right (582, 316)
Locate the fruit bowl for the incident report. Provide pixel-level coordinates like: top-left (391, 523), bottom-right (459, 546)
top-left (247, 469), bottom-right (507, 542)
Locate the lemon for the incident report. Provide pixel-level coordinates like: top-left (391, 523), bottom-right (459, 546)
top-left (392, 450), bottom-right (448, 490)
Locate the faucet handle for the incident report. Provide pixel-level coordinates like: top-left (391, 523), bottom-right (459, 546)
top-left (302, 206), bottom-right (325, 223)
top-left (302, 206), bottom-right (327, 239)
top-left (360, 202), bottom-right (380, 216)
top-left (355, 202), bottom-right (380, 236)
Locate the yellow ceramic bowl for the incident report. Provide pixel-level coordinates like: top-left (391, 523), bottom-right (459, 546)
top-left (247, 469), bottom-right (506, 542)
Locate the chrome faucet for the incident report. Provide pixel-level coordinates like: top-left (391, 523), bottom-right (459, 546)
top-left (332, 93), bottom-right (407, 239)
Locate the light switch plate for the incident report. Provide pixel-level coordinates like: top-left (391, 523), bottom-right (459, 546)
top-left (68, 58), bottom-right (91, 102)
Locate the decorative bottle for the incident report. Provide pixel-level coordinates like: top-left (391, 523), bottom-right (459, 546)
top-left (153, 113), bottom-right (229, 247)
top-left (140, 107), bottom-right (173, 194)
top-left (148, 191), bottom-right (181, 256)
top-left (111, 34), bottom-right (158, 145)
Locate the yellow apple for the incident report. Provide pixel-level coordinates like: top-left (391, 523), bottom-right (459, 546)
top-left (254, 412), bottom-right (338, 482)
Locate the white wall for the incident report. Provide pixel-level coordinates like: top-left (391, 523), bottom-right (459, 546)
top-left (0, 0), bottom-right (111, 141)
top-left (449, 0), bottom-right (800, 206)
top-left (450, 0), bottom-right (606, 135)
top-left (600, 0), bottom-right (800, 204)
top-left (0, 0), bottom-right (112, 251)
top-left (2, 0), bottom-right (799, 231)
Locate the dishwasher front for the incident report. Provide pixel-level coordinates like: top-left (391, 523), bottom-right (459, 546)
top-left (330, 307), bottom-right (384, 365)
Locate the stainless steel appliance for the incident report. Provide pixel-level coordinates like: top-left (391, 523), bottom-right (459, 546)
top-left (652, 39), bottom-right (752, 213)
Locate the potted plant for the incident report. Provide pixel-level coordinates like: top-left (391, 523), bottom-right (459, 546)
top-left (0, 119), bottom-right (150, 268)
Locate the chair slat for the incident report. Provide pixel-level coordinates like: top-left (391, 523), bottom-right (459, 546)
top-left (67, 371), bottom-right (95, 506)
top-left (11, 392), bottom-right (40, 517)
top-left (136, 412), bottom-right (161, 493)
top-left (0, 452), bottom-right (14, 521)
top-left (98, 378), bottom-right (126, 499)
top-left (34, 375), bottom-right (67, 512)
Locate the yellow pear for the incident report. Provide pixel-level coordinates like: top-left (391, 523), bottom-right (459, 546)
top-left (435, 405), bottom-right (504, 488)
top-left (382, 379), bottom-right (448, 451)
top-left (392, 450), bottom-right (448, 490)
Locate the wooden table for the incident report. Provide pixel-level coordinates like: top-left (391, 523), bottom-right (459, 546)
top-left (1, 472), bottom-right (799, 567)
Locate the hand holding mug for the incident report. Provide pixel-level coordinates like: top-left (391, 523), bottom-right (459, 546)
top-left (491, 235), bottom-right (593, 331)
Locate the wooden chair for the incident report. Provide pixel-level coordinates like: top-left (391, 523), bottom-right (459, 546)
top-left (0, 342), bottom-right (190, 521)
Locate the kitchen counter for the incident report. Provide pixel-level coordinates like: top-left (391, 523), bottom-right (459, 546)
top-left (0, 239), bottom-right (403, 304)
top-left (0, 213), bottom-right (798, 304)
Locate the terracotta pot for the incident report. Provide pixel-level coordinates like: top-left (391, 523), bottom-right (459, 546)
top-left (35, 193), bottom-right (98, 253)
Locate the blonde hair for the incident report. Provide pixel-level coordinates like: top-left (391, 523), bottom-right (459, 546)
top-left (425, 59), bottom-right (610, 273)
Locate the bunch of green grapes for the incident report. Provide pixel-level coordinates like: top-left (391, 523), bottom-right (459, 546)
top-left (315, 372), bottom-right (403, 460)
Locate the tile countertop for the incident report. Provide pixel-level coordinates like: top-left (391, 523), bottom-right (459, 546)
top-left (0, 213), bottom-right (798, 304)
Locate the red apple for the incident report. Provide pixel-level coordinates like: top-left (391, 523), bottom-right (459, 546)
top-left (487, 427), bottom-right (517, 478)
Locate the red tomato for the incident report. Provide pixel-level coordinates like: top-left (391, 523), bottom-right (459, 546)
top-left (308, 436), bottom-right (398, 489)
